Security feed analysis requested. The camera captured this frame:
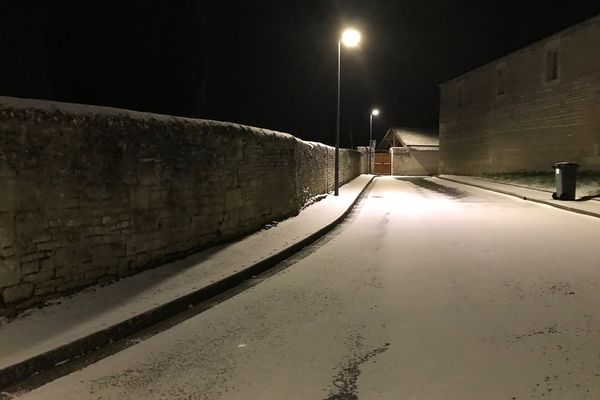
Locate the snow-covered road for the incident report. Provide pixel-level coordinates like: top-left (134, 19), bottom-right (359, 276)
top-left (16, 176), bottom-right (600, 399)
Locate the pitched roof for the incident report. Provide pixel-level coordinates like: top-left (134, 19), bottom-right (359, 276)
top-left (377, 127), bottom-right (439, 150)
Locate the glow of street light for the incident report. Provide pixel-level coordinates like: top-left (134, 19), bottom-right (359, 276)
top-left (371, 109), bottom-right (380, 116)
top-left (341, 28), bottom-right (361, 47)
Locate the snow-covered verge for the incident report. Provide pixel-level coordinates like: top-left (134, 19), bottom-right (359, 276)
top-left (479, 172), bottom-right (600, 197)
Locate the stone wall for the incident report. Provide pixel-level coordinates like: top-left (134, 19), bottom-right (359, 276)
top-left (355, 147), bottom-right (370, 174)
top-left (0, 96), bottom-right (363, 315)
top-left (391, 147), bottom-right (439, 175)
top-left (294, 141), bottom-right (362, 204)
top-left (439, 15), bottom-right (600, 174)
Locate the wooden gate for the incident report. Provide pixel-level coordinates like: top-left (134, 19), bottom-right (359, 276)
top-left (374, 153), bottom-right (391, 175)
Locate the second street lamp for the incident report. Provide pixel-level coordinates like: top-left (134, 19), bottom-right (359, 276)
top-left (335, 28), bottom-right (362, 196)
top-left (369, 108), bottom-right (380, 174)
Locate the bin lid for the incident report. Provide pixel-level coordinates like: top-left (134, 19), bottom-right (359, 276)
top-left (553, 162), bottom-right (580, 168)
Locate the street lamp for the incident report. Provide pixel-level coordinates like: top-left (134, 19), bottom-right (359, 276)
top-left (335, 28), bottom-right (362, 196)
top-left (369, 109), bottom-right (380, 174)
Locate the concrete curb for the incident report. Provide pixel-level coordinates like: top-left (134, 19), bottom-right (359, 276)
top-left (0, 176), bottom-right (375, 390)
top-left (438, 176), bottom-right (600, 219)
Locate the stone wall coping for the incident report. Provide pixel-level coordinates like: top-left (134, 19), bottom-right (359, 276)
top-left (0, 95), bottom-right (299, 143)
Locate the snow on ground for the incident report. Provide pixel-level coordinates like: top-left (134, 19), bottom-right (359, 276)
top-left (0, 176), bottom-right (372, 371)
top-left (14, 176), bottom-right (600, 400)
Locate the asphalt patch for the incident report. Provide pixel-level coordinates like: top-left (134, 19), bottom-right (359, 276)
top-left (324, 337), bottom-right (390, 400)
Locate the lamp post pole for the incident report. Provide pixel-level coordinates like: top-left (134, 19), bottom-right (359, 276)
top-left (369, 109), bottom-right (379, 175)
top-left (335, 40), bottom-right (341, 196)
top-left (334, 28), bottom-right (361, 196)
top-left (369, 113), bottom-right (373, 174)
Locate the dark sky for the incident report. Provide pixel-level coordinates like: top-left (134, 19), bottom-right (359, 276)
top-left (1, 1), bottom-right (600, 147)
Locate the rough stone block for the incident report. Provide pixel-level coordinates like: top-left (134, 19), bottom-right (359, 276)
top-left (94, 242), bottom-right (126, 259)
top-left (225, 189), bottom-right (243, 209)
top-left (40, 257), bottom-right (55, 270)
top-left (23, 270), bottom-right (54, 283)
top-left (133, 211), bottom-right (159, 232)
top-left (2, 283), bottom-right (33, 303)
top-left (32, 232), bottom-right (51, 243)
top-left (118, 259), bottom-right (133, 277)
top-left (36, 277), bottom-right (64, 289)
top-left (88, 226), bottom-right (109, 236)
top-left (37, 241), bottom-right (62, 251)
top-left (0, 180), bottom-right (16, 212)
top-left (15, 215), bottom-right (42, 238)
top-left (0, 259), bottom-right (20, 287)
top-left (78, 262), bottom-right (103, 273)
top-left (137, 165), bottom-right (161, 186)
top-left (116, 220), bottom-right (130, 230)
top-left (21, 252), bottom-right (44, 263)
top-left (0, 212), bottom-right (15, 247)
top-left (134, 252), bottom-right (151, 268)
top-left (21, 259), bottom-right (40, 274)
top-left (0, 164), bottom-right (17, 179)
top-left (126, 233), bottom-right (149, 255)
top-left (34, 285), bottom-right (56, 296)
top-left (48, 218), bottom-right (64, 228)
top-left (65, 218), bottom-right (82, 227)
top-left (0, 245), bottom-right (15, 258)
top-left (85, 268), bottom-right (108, 280)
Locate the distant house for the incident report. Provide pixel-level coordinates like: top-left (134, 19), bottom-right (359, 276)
top-left (375, 127), bottom-right (439, 175)
top-left (439, 14), bottom-right (600, 174)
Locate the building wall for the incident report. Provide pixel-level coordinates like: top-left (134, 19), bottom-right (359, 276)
top-left (391, 147), bottom-right (439, 175)
top-left (0, 96), bottom-right (363, 315)
top-left (440, 15), bottom-right (600, 174)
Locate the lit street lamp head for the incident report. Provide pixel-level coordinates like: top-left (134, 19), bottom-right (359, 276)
top-left (371, 109), bottom-right (380, 116)
top-left (341, 28), bottom-right (361, 47)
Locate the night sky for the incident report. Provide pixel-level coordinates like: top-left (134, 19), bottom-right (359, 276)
top-left (1, 1), bottom-right (600, 147)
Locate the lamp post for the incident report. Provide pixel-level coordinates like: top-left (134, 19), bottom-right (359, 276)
top-left (369, 108), bottom-right (380, 174)
top-left (335, 28), bottom-right (361, 196)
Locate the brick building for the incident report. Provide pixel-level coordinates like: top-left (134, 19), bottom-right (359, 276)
top-left (439, 15), bottom-right (600, 174)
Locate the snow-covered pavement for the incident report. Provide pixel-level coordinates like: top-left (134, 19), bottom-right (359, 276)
top-left (0, 176), bottom-right (373, 383)
top-left (13, 176), bottom-right (600, 399)
top-left (441, 175), bottom-right (600, 218)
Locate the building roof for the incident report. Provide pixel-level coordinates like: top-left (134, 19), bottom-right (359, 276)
top-left (377, 127), bottom-right (439, 151)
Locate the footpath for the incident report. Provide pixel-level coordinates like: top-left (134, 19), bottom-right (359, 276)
top-left (440, 175), bottom-right (600, 218)
top-left (0, 175), bottom-right (374, 390)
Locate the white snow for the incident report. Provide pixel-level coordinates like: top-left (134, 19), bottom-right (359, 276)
top-left (441, 175), bottom-right (600, 216)
top-left (0, 95), bottom-right (299, 142)
top-left (14, 176), bottom-right (600, 400)
top-left (0, 175), bottom-right (373, 371)
top-left (475, 172), bottom-right (600, 197)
